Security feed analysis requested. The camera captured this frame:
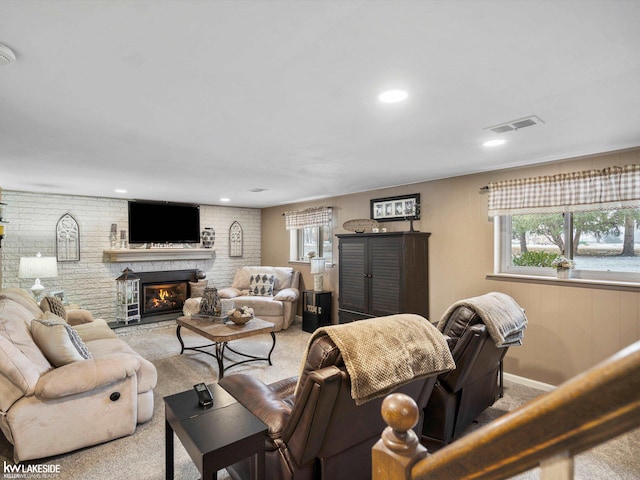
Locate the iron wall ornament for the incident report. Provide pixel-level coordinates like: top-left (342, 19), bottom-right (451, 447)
top-left (56, 213), bottom-right (80, 262)
top-left (370, 193), bottom-right (421, 222)
top-left (229, 221), bottom-right (243, 257)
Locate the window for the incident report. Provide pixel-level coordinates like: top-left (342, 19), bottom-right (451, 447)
top-left (490, 165), bottom-right (640, 283)
top-left (497, 208), bottom-right (640, 282)
top-left (290, 225), bottom-right (333, 264)
top-left (285, 206), bottom-right (333, 265)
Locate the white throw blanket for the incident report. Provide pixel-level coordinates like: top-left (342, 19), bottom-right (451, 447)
top-left (296, 314), bottom-right (455, 405)
top-left (438, 292), bottom-right (527, 348)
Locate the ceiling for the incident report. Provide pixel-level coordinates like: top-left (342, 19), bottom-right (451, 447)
top-left (2, 0), bottom-right (640, 208)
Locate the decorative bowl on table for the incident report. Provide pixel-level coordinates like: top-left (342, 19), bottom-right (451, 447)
top-left (227, 306), bottom-right (254, 325)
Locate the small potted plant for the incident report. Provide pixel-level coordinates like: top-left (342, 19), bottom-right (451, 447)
top-left (551, 255), bottom-right (575, 279)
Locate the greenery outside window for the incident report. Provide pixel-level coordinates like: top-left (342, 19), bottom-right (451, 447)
top-left (497, 208), bottom-right (640, 282)
top-left (489, 165), bottom-right (640, 283)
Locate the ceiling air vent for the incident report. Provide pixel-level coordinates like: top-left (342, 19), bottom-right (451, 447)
top-left (484, 115), bottom-right (545, 134)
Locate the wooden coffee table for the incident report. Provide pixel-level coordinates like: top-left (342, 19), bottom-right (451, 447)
top-left (176, 315), bottom-right (276, 378)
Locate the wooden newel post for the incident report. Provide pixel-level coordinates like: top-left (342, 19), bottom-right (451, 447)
top-left (372, 393), bottom-right (428, 480)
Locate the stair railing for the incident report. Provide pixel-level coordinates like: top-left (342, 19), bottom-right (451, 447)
top-left (373, 340), bottom-right (640, 480)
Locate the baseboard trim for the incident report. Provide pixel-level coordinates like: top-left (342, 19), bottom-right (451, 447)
top-left (504, 372), bottom-right (556, 392)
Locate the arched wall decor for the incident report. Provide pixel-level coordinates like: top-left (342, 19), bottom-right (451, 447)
top-left (229, 221), bottom-right (243, 257)
top-left (56, 213), bottom-right (80, 262)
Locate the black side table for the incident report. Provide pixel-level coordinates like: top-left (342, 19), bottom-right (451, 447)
top-left (302, 290), bottom-right (332, 333)
top-left (164, 383), bottom-right (267, 480)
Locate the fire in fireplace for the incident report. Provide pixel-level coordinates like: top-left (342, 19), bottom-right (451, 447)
top-left (132, 269), bottom-right (199, 321)
top-left (143, 282), bottom-right (188, 316)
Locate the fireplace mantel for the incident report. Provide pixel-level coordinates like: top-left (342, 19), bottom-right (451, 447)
top-left (103, 248), bottom-right (215, 262)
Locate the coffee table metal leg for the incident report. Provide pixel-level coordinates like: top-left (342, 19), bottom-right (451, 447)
top-left (176, 325), bottom-right (185, 354)
top-left (216, 342), bottom-right (226, 378)
top-left (165, 420), bottom-right (174, 480)
top-left (219, 332), bottom-right (277, 374)
top-left (267, 332), bottom-right (276, 366)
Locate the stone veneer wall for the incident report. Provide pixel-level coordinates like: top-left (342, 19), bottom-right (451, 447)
top-left (0, 191), bottom-right (261, 320)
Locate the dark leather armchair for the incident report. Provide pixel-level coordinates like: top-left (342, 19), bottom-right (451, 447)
top-left (219, 326), bottom-right (441, 480)
top-left (422, 304), bottom-right (512, 446)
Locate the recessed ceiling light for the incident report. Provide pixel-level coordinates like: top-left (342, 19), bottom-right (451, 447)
top-left (114, 189), bottom-right (127, 194)
top-left (378, 90), bottom-right (408, 103)
top-left (483, 139), bottom-right (506, 147)
top-left (220, 198), bottom-right (230, 202)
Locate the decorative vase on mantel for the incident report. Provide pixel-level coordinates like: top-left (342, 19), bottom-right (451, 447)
top-left (556, 268), bottom-right (570, 279)
top-left (201, 228), bottom-right (215, 248)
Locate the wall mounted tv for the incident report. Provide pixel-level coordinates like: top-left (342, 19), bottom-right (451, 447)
top-left (128, 201), bottom-right (201, 244)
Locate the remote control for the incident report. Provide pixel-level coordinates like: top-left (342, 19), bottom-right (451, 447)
top-left (193, 383), bottom-right (213, 408)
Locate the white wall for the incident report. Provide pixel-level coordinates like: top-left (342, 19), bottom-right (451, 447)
top-left (1, 191), bottom-right (261, 320)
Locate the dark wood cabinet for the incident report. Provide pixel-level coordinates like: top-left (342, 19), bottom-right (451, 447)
top-left (337, 232), bottom-right (430, 323)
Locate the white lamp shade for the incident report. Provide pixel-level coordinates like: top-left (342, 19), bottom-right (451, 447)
top-left (310, 258), bottom-right (326, 274)
top-left (18, 254), bottom-right (58, 279)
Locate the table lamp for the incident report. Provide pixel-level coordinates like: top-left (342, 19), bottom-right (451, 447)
top-left (310, 257), bottom-right (326, 292)
top-left (18, 252), bottom-right (58, 300)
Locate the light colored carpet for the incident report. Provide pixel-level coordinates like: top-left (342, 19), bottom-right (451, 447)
top-left (0, 319), bottom-right (638, 479)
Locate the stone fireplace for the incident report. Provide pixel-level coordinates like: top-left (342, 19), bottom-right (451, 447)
top-left (136, 270), bottom-right (198, 321)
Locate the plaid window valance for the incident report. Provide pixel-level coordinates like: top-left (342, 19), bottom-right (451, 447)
top-left (487, 165), bottom-right (640, 216)
top-left (284, 206), bottom-right (332, 230)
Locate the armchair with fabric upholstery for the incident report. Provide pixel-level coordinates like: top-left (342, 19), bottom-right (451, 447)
top-left (219, 314), bottom-right (454, 480)
top-left (422, 292), bottom-right (527, 446)
top-left (183, 266), bottom-right (300, 331)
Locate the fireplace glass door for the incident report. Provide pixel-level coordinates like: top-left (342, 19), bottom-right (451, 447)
top-left (143, 282), bottom-right (188, 316)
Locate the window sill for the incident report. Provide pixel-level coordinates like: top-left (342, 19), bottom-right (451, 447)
top-left (486, 273), bottom-right (640, 292)
top-left (288, 261), bottom-right (334, 268)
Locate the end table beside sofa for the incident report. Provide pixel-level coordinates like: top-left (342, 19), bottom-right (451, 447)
top-left (164, 383), bottom-right (267, 480)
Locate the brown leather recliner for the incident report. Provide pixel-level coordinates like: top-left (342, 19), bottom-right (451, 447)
top-left (422, 305), bottom-right (509, 446)
top-left (219, 331), bottom-right (439, 480)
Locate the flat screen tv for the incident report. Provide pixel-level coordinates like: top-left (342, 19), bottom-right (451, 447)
top-left (128, 201), bottom-right (200, 244)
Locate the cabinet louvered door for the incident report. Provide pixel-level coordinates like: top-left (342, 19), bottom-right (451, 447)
top-left (338, 237), bottom-right (368, 316)
top-left (337, 232), bottom-right (430, 323)
top-left (369, 236), bottom-right (402, 316)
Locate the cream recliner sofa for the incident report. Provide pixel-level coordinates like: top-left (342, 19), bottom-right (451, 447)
top-left (183, 266), bottom-right (300, 331)
top-left (0, 288), bottom-right (157, 462)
